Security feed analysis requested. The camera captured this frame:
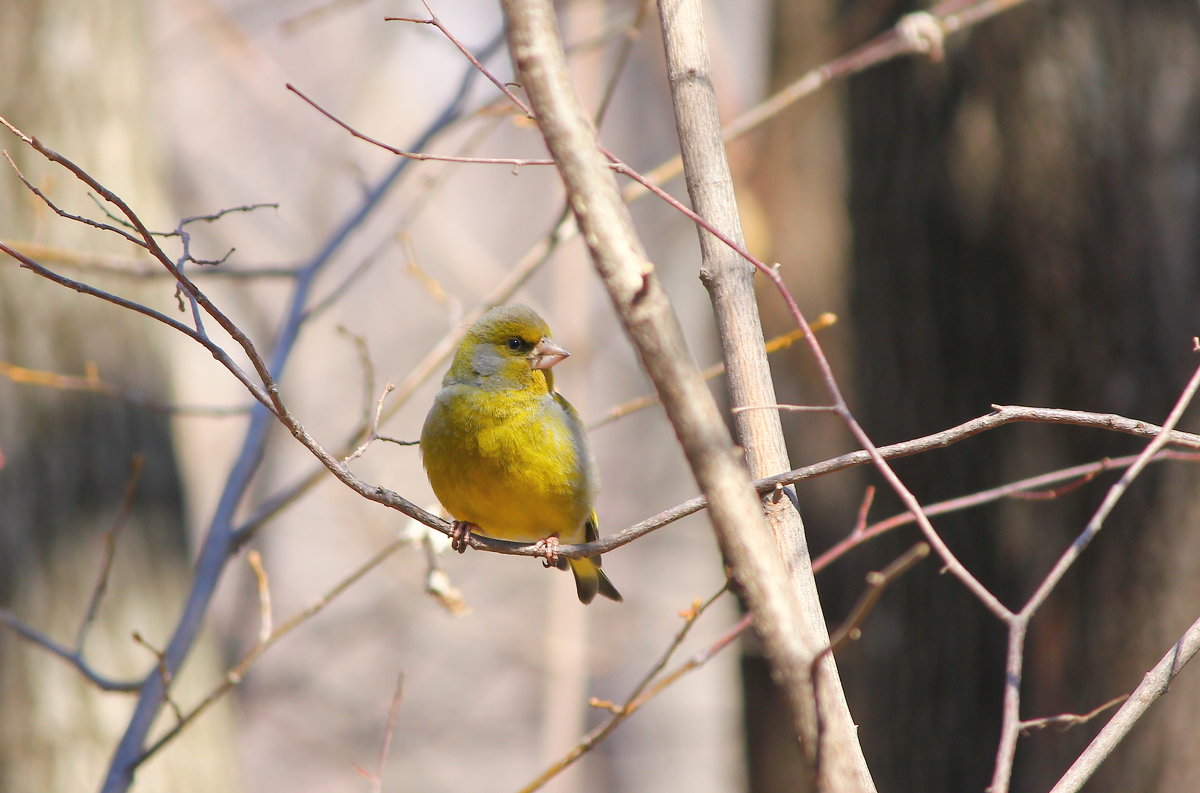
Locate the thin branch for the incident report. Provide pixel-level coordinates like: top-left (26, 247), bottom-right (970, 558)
top-left (246, 551), bottom-right (273, 644)
top-left (513, 586), bottom-right (728, 793)
top-left (2, 149), bottom-right (145, 247)
top-left (812, 449), bottom-right (1200, 572)
top-left (990, 357), bottom-right (1200, 793)
top-left (359, 672), bottom-right (406, 793)
top-left (137, 538), bottom-right (407, 767)
top-left (1, 240), bottom-right (300, 279)
top-left (1020, 695), bottom-right (1127, 734)
top-left (0, 609), bottom-right (141, 691)
top-left (77, 455), bottom-right (145, 650)
top-left (0, 241), bottom-right (273, 408)
top-left (587, 316), bottom-right (838, 431)
top-left (821, 543), bottom-right (932, 659)
top-left (810, 544), bottom-right (931, 782)
top-left (1048, 614), bottom-right (1200, 793)
top-left (0, 359), bottom-right (248, 417)
top-left (287, 83), bottom-right (555, 168)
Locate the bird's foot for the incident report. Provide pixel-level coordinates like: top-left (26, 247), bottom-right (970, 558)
top-left (449, 521), bottom-right (477, 554)
top-left (534, 535), bottom-right (561, 569)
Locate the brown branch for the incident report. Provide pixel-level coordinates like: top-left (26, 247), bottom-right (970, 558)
top-left (990, 358), bottom-right (1200, 793)
top-left (812, 450), bottom-right (1200, 572)
top-left (1048, 614), bottom-right (1200, 793)
top-left (2, 149), bottom-right (145, 247)
top-left (358, 672), bottom-right (406, 793)
top-left (137, 537), bottom-right (406, 767)
top-left (810, 544), bottom-right (931, 782)
top-left (821, 543), bottom-right (932, 659)
top-left (1, 240), bottom-right (301, 279)
top-left (1020, 695), bottom-right (1127, 734)
top-left (76, 455), bottom-right (145, 649)
top-left (287, 83), bottom-right (554, 168)
top-left (0, 359), bottom-right (248, 417)
top-left (587, 315), bottom-right (837, 431)
top-left (513, 586), bottom-right (728, 793)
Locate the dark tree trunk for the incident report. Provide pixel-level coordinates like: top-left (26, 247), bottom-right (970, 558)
top-left (841, 0), bottom-right (1200, 790)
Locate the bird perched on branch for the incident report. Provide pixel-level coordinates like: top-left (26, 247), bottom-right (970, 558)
top-left (420, 304), bottom-right (622, 604)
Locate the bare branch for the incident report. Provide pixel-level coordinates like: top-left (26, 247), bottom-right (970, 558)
top-left (1048, 615), bottom-right (1200, 793)
top-left (0, 609), bottom-right (140, 692)
top-left (77, 455), bottom-right (145, 649)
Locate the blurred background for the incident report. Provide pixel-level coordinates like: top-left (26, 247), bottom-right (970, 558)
top-left (2, 1), bottom-right (1199, 792)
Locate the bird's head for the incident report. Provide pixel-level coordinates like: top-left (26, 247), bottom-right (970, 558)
top-left (447, 304), bottom-right (570, 392)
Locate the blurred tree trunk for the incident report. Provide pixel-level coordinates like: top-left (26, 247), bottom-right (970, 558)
top-left (0, 1), bottom-right (240, 790)
top-left (835, 0), bottom-right (1200, 791)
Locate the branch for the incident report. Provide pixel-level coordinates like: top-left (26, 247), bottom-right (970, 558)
top-left (1048, 615), bottom-right (1200, 793)
top-left (0, 609), bottom-right (140, 692)
top-left (990, 357), bottom-right (1200, 793)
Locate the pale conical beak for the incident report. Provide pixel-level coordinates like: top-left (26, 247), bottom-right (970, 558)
top-left (531, 338), bottom-right (570, 370)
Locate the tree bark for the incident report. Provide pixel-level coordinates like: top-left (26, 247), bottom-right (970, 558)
top-left (840, 0), bottom-right (1200, 790)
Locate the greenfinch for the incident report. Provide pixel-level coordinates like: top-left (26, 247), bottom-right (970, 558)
top-left (420, 304), bottom-right (622, 604)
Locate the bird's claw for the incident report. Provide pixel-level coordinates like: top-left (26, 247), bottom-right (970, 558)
top-left (534, 535), bottom-right (561, 569)
top-left (450, 521), bottom-right (477, 554)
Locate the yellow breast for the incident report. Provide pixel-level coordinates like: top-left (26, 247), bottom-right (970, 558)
top-left (420, 383), bottom-right (596, 544)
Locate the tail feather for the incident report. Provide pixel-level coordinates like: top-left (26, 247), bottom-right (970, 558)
top-left (569, 512), bottom-right (621, 604)
top-left (568, 557), bottom-right (622, 604)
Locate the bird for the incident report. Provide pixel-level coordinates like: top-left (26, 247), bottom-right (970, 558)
top-left (420, 303), bottom-right (622, 604)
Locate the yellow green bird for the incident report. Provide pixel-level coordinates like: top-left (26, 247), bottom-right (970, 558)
top-left (420, 304), bottom-right (622, 604)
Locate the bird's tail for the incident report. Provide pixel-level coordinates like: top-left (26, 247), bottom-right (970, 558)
top-left (569, 512), bottom-right (621, 604)
top-left (569, 556), bottom-right (622, 604)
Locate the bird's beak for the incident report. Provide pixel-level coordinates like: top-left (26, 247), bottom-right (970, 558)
top-left (531, 338), bottom-right (570, 370)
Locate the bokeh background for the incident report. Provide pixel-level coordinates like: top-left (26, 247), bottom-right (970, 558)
top-left (3, 1), bottom-right (1200, 792)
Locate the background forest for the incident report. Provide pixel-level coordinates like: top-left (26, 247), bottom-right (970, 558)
top-left (2, 1), bottom-right (1200, 792)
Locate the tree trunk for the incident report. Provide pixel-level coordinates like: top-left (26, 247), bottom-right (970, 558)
top-left (839, 0), bottom-right (1200, 790)
top-left (0, 2), bottom-right (240, 790)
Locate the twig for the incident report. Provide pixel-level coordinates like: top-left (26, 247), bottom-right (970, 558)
top-left (362, 672), bottom-right (406, 793)
top-left (130, 632), bottom-right (183, 723)
top-left (246, 551), bottom-right (273, 644)
top-left (821, 543), bottom-right (931, 659)
top-left (2, 149), bottom-right (145, 247)
top-left (1048, 615), bottom-right (1200, 793)
top-left (812, 450), bottom-right (1200, 573)
top-left (287, 83), bottom-right (555, 168)
top-left (587, 316), bottom-right (837, 431)
top-left (1, 240), bottom-right (301, 279)
top-left (1020, 695), bottom-right (1127, 734)
top-left (810, 544), bottom-right (931, 782)
top-left (137, 538), bottom-right (407, 768)
top-left (990, 358), bottom-right (1200, 793)
top-left (0, 609), bottom-right (140, 691)
top-left (513, 586), bottom-right (728, 793)
top-left (77, 455), bottom-right (145, 649)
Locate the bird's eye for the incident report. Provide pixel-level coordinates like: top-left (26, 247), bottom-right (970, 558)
top-left (506, 338), bottom-right (524, 351)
